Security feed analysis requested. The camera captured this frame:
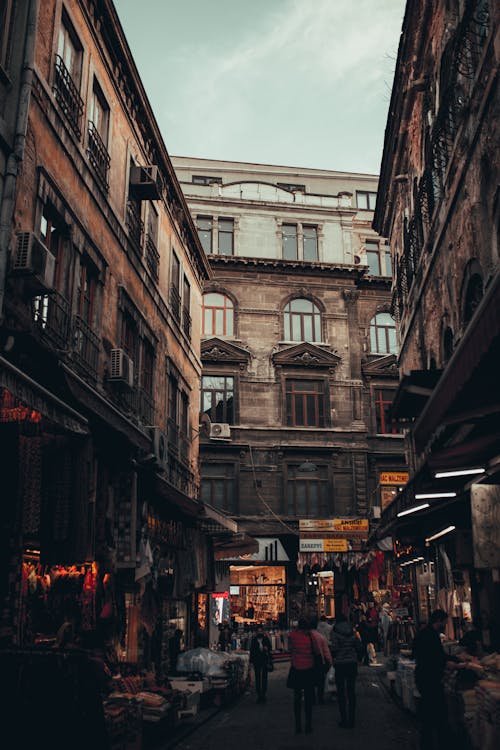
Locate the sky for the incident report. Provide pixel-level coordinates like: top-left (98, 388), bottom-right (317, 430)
top-left (114, 0), bottom-right (406, 175)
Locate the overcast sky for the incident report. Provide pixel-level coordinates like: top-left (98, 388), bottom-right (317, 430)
top-left (114, 0), bottom-right (406, 175)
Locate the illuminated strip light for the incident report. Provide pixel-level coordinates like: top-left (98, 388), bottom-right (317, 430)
top-left (400, 557), bottom-right (424, 567)
top-left (397, 503), bottom-right (430, 517)
top-left (434, 468), bottom-right (485, 478)
top-left (415, 492), bottom-right (456, 499)
top-left (425, 525), bottom-right (456, 543)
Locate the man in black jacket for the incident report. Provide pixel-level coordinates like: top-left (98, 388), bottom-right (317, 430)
top-left (412, 609), bottom-right (455, 749)
top-left (249, 624), bottom-right (272, 703)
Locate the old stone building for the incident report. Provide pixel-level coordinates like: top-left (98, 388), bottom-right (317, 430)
top-left (172, 157), bottom-right (407, 622)
top-left (0, 0), bottom-right (222, 668)
top-left (373, 1), bottom-right (499, 644)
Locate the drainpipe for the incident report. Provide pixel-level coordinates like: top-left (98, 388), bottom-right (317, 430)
top-left (0, 0), bottom-right (40, 322)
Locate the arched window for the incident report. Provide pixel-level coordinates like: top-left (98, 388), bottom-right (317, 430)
top-left (284, 299), bottom-right (321, 342)
top-left (369, 313), bottom-right (397, 354)
top-left (202, 292), bottom-right (234, 337)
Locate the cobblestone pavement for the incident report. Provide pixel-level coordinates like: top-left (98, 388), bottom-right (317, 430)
top-left (165, 661), bottom-right (418, 750)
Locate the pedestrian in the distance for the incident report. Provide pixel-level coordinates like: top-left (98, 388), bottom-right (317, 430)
top-left (287, 615), bottom-right (318, 734)
top-left (330, 613), bottom-right (363, 728)
top-left (311, 617), bottom-right (332, 704)
top-left (249, 623), bottom-right (272, 703)
top-left (412, 609), bottom-right (458, 749)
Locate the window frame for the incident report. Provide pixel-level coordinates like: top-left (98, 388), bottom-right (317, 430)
top-left (202, 292), bottom-right (234, 337)
top-left (196, 215), bottom-right (213, 254)
top-left (285, 378), bottom-right (326, 428)
top-left (356, 191), bottom-right (377, 210)
top-left (282, 223), bottom-right (298, 260)
top-left (201, 373), bottom-right (236, 425)
top-left (285, 463), bottom-right (329, 517)
top-left (303, 225), bottom-right (318, 261)
top-left (373, 388), bottom-right (400, 435)
top-left (218, 217), bottom-right (234, 256)
top-left (283, 298), bottom-right (322, 343)
top-left (200, 463), bottom-right (236, 513)
top-left (369, 313), bottom-right (397, 354)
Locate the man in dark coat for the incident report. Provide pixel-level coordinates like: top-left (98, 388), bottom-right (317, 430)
top-left (331, 614), bottom-right (363, 728)
top-left (412, 609), bottom-right (456, 749)
top-left (249, 624), bottom-right (272, 703)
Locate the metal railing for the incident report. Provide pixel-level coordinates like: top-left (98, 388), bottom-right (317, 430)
top-left (167, 416), bottom-right (179, 455)
top-left (170, 286), bottom-right (181, 321)
top-left (53, 55), bottom-right (84, 138)
top-left (145, 234), bottom-right (160, 279)
top-left (72, 315), bottom-right (100, 379)
top-left (126, 201), bottom-right (144, 253)
top-left (32, 291), bottom-right (70, 349)
top-left (182, 305), bottom-right (192, 338)
top-left (87, 121), bottom-right (110, 190)
top-left (138, 386), bottom-right (155, 425)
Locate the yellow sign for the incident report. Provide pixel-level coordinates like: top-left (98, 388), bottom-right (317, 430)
top-left (299, 519), bottom-right (335, 531)
top-left (380, 471), bottom-right (409, 486)
top-left (299, 538), bottom-right (348, 553)
top-left (333, 518), bottom-right (369, 532)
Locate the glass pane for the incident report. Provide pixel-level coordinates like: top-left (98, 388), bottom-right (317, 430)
top-left (215, 393), bottom-right (225, 422)
top-left (305, 394), bottom-right (317, 426)
top-left (214, 480), bottom-right (224, 508)
top-left (201, 482), bottom-right (210, 503)
top-left (385, 250), bottom-right (392, 276)
top-left (203, 308), bottom-right (213, 335)
top-left (367, 251), bottom-right (381, 275)
top-left (313, 313), bottom-right (320, 341)
top-left (368, 193), bottom-right (377, 210)
top-left (219, 233), bottom-right (233, 255)
top-left (198, 230), bottom-right (212, 253)
top-left (370, 325), bottom-right (378, 352)
top-left (299, 381), bottom-right (318, 392)
top-left (292, 315), bottom-right (301, 341)
top-left (357, 192), bottom-right (368, 209)
top-left (204, 292), bottom-right (226, 306)
top-left (303, 316), bottom-right (313, 342)
top-left (304, 237), bottom-right (318, 261)
top-left (388, 328), bottom-right (397, 353)
top-left (309, 483), bottom-right (319, 516)
top-left (226, 309), bottom-right (234, 336)
top-left (284, 311), bottom-right (291, 339)
top-left (215, 309), bottom-right (224, 334)
top-left (287, 485), bottom-right (295, 515)
top-left (295, 395), bottom-right (304, 425)
top-left (290, 299), bottom-right (313, 313)
top-left (283, 236), bottom-right (297, 260)
top-left (202, 392), bottom-right (212, 413)
top-left (376, 312), bottom-right (394, 326)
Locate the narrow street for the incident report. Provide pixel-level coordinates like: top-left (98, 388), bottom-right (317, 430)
top-left (165, 662), bottom-right (418, 750)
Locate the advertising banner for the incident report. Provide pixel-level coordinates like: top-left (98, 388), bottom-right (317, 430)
top-left (299, 538), bottom-right (349, 553)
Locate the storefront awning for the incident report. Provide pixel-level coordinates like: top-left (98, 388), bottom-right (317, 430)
top-left (199, 503), bottom-right (238, 533)
top-left (212, 532), bottom-right (259, 560)
top-left (0, 355), bottom-right (88, 435)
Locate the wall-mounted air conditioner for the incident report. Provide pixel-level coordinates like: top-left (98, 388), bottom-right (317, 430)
top-left (109, 348), bottom-right (134, 388)
top-left (129, 165), bottom-right (163, 201)
top-left (11, 232), bottom-right (56, 294)
top-left (150, 426), bottom-right (168, 470)
top-left (209, 423), bottom-right (231, 439)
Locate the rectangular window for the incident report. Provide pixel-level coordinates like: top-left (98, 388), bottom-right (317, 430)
top-left (287, 465), bottom-right (328, 517)
top-left (218, 218), bottom-right (234, 256)
top-left (121, 311), bottom-right (139, 367)
top-left (384, 248), bottom-right (392, 277)
top-left (356, 191), bottom-right (377, 210)
top-left (192, 175), bottom-right (222, 185)
top-left (201, 464), bottom-right (235, 513)
top-left (54, 11), bottom-right (84, 137)
top-left (141, 340), bottom-right (155, 396)
top-left (57, 12), bottom-right (82, 87)
top-left (201, 375), bottom-right (234, 424)
top-left (374, 389), bottom-right (400, 434)
top-left (170, 252), bottom-right (181, 320)
top-left (182, 276), bottom-right (191, 336)
top-left (76, 259), bottom-right (97, 325)
top-left (365, 241), bottom-right (381, 275)
top-left (277, 183), bottom-right (305, 192)
top-left (87, 79), bottom-right (110, 188)
top-left (40, 205), bottom-right (68, 295)
top-left (0, 1), bottom-right (13, 69)
top-left (282, 224), bottom-right (298, 260)
top-left (89, 79), bottom-right (109, 145)
top-left (286, 380), bottom-right (324, 427)
top-left (303, 225), bottom-right (318, 261)
top-left (196, 216), bottom-right (212, 254)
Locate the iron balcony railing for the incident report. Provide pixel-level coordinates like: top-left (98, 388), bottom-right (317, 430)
top-left (32, 291), bottom-right (70, 349)
top-left (53, 55), bottom-right (84, 138)
top-left (87, 121), bottom-right (110, 190)
top-left (138, 386), bottom-right (155, 425)
top-left (167, 416), bottom-right (179, 455)
top-left (72, 315), bottom-right (100, 379)
top-left (170, 286), bottom-right (181, 322)
top-left (145, 234), bottom-right (160, 279)
top-left (126, 201), bottom-right (144, 253)
top-left (182, 305), bottom-right (192, 338)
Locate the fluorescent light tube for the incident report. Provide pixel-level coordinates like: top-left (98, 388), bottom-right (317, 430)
top-left (397, 503), bottom-right (430, 517)
top-left (434, 468), bottom-right (484, 478)
top-left (425, 525), bottom-right (456, 542)
top-left (415, 492), bottom-right (456, 499)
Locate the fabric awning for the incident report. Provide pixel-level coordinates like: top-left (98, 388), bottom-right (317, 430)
top-left (0, 355), bottom-right (88, 435)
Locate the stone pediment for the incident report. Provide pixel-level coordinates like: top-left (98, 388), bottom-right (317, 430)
top-left (362, 354), bottom-right (399, 379)
top-left (201, 337), bottom-right (251, 365)
top-left (272, 342), bottom-right (341, 370)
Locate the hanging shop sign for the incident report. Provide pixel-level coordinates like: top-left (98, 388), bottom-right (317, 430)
top-left (299, 518), bottom-right (369, 533)
top-left (299, 538), bottom-right (349, 553)
top-left (381, 486), bottom-right (398, 511)
top-left (380, 471), bottom-right (409, 485)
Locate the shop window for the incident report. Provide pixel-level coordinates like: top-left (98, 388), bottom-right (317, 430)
top-left (201, 375), bottom-right (234, 424)
top-left (202, 292), bottom-right (234, 337)
top-left (285, 379), bottom-right (325, 427)
top-left (369, 312), bottom-right (397, 354)
top-left (284, 298), bottom-right (321, 342)
top-left (373, 389), bottom-right (400, 434)
top-left (201, 463), bottom-right (235, 513)
top-left (196, 215), bottom-right (212, 254)
top-left (286, 464), bottom-right (328, 516)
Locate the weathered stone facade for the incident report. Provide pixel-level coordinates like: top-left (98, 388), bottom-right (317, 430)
top-left (173, 158), bottom-right (407, 541)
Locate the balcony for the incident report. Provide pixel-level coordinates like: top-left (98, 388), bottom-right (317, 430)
top-left (138, 386), bottom-right (155, 425)
top-left (167, 416), bottom-right (179, 455)
top-left (32, 291), bottom-right (70, 349)
top-left (170, 286), bottom-right (181, 322)
top-left (72, 315), bottom-right (100, 379)
top-left (145, 234), bottom-right (159, 279)
top-left (87, 121), bottom-right (110, 190)
top-left (126, 201), bottom-right (143, 255)
top-left (182, 305), bottom-right (192, 338)
top-left (166, 455), bottom-right (197, 499)
top-left (179, 430), bottom-right (190, 465)
top-left (53, 55), bottom-right (83, 138)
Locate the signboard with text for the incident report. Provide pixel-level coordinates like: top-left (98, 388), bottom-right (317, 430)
top-left (299, 538), bottom-right (349, 553)
top-left (380, 471), bottom-right (409, 486)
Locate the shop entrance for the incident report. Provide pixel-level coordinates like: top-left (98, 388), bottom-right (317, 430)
top-left (229, 565), bottom-right (286, 625)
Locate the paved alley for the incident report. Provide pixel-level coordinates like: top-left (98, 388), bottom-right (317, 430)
top-left (166, 661), bottom-right (418, 750)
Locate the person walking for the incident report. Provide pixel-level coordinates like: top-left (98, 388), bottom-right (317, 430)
top-left (311, 617), bottom-right (332, 704)
top-left (330, 613), bottom-right (363, 728)
top-left (412, 609), bottom-right (457, 750)
top-left (316, 614), bottom-right (332, 642)
top-left (287, 615), bottom-right (318, 734)
top-left (249, 624), bottom-right (272, 703)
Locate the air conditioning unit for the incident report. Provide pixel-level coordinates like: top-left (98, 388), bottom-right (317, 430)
top-left (109, 348), bottom-right (134, 388)
top-left (11, 232), bottom-right (56, 294)
top-left (150, 427), bottom-right (168, 470)
top-left (129, 164), bottom-right (163, 201)
top-left (209, 423), bottom-right (231, 439)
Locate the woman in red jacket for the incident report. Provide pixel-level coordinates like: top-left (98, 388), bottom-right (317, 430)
top-left (287, 615), bottom-right (318, 734)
